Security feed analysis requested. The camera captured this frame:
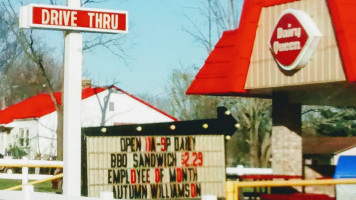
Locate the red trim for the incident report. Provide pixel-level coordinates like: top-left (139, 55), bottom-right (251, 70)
top-left (327, 0), bottom-right (356, 82)
top-left (111, 86), bottom-right (178, 121)
top-left (261, 193), bottom-right (334, 200)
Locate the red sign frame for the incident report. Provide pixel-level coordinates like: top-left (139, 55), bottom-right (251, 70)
top-left (20, 4), bottom-right (128, 34)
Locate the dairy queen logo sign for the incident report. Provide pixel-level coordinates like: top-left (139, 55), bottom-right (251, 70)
top-left (270, 9), bottom-right (322, 71)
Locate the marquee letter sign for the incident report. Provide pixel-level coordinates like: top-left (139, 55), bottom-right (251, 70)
top-left (86, 135), bottom-right (225, 199)
top-left (269, 9), bottom-right (322, 71)
top-left (20, 4), bottom-right (128, 33)
top-left (83, 109), bottom-right (237, 199)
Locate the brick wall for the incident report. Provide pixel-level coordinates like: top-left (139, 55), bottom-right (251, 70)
top-left (272, 126), bottom-right (302, 175)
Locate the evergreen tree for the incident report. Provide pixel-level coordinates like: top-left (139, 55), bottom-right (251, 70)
top-left (303, 106), bottom-right (356, 137)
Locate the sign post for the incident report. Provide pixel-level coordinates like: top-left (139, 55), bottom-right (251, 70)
top-left (19, 0), bottom-right (128, 196)
top-left (62, 0), bottom-right (82, 196)
top-left (63, 29), bottom-right (82, 196)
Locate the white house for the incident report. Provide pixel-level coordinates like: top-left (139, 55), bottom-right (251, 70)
top-left (0, 85), bottom-right (177, 159)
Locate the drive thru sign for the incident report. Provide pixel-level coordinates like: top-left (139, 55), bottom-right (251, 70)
top-left (19, 1), bottom-right (127, 197)
top-left (20, 4), bottom-right (128, 33)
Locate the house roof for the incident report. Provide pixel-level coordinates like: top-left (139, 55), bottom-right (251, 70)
top-left (186, 0), bottom-right (356, 95)
top-left (111, 86), bottom-right (178, 121)
top-left (0, 86), bottom-right (177, 124)
top-left (303, 136), bottom-right (356, 155)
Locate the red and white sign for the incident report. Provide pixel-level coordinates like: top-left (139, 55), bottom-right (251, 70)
top-left (20, 4), bottom-right (128, 34)
top-left (270, 9), bottom-right (321, 71)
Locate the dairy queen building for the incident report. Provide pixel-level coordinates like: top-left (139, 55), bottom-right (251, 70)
top-left (187, 0), bottom-right (356, 177)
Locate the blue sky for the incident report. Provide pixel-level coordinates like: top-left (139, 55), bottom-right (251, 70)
top-left (84, 0), bottom-right (209, 97)
top-left (30, 0), bottom-right (243, 97)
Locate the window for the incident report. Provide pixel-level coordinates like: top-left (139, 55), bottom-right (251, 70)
top-left (19, 128), bottom-right (30, 147)
top-left (109, 102), bottom-right (115, 111)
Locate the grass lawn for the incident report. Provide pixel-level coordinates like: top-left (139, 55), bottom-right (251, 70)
top-left (0, 179), bottom-right (54, 192)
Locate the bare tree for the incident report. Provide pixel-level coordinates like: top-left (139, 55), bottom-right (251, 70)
top-left (180, 0), bottom-right (273, 167)
top-left (169, 65), bottom-right (220, 120)
top-left (2, 0), bottom-right (129, 161)
top-left (2, 1), bottom-right (65, 159)
top-left (135, 92), bottom-right (172, 117)
top-left (183, 0), bottom-right (241, 53)
top-left (166, 64), bottom-right (273, 167)
top-left (0, 7), bottom-right (21, 74)
top-left (0, 5), bottom-right (26, 108)
top-left (225, 98), bottom-right (272, 167)
top-left (0, 56), bottom-right (61, 107)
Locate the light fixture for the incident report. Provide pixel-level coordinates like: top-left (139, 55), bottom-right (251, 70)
top-left (101, 127), bottom-right (107, 133)
top-left (202, 123), bottom-right (208, 129)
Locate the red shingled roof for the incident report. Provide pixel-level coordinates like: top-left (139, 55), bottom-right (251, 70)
top-left (186, 0), bottom-right (356, 95)
top-left (0, 86), bottom-right (178, 124)
top-left (0, 87), bottom-right (106, 124)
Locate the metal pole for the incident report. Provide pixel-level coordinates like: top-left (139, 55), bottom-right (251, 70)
top-left (225, 181), bottom-right (237, 200)
top-left (63, 0), bottom-right (82, 196)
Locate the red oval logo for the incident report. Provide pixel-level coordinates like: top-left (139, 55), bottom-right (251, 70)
top-left (270, 9), bottom-right (322, 71)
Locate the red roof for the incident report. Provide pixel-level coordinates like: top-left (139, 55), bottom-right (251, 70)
top-left (327, 0), bottom-right (356, 82)
top-left (187, 0), bottom-right (356, 95)
top-left (0, 87), bottom-right (106, 124)
top-left (0, 86), bottom-right (177, 124)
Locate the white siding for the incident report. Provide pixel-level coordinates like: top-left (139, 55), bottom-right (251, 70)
top-left (81, 89), bottom-right (174, 127)
top-left (6, 120), bottom-right (40, 159)
top-left (37, 112), bottom-right (58, 158)
top-left (0, 132), bottom-right (9, 155)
